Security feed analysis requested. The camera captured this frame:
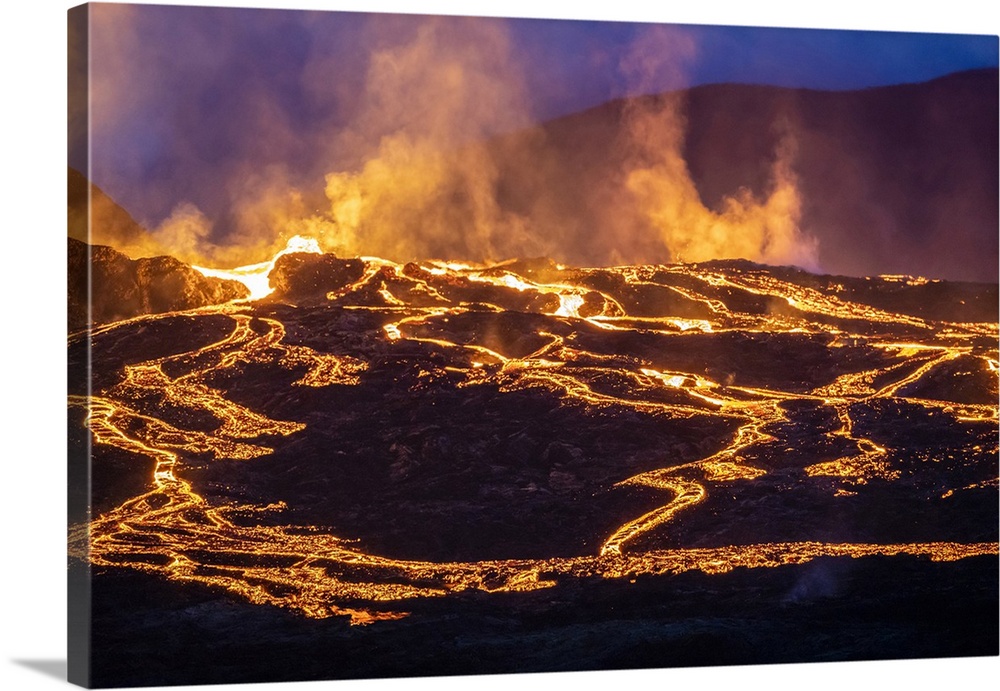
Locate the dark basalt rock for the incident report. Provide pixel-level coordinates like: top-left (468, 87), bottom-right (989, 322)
top-left (67, 238), bottom-right (250, 330)
top-left (266, 252), bottom-right (366, 304)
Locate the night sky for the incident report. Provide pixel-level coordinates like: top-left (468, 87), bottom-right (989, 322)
top-left (71, 1), bottom-right (998, 270)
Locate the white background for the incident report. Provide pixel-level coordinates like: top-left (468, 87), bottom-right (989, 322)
top-left (1, 1), bottom-right (997, 690)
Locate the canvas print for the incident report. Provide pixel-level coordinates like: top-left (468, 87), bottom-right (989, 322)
top-left (67, 2), bottom-right (999, 688)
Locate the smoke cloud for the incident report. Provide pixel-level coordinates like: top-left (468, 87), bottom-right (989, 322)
top-left (319, 17), bottom-right (547, 262)
top-left (311, 19), bottom-right (818, 268)
top-left (615, 26), bottom-right (818, 268)
top-left (87, 7), bottom-right (821, 271)
top-left (79, 7), bottom-right (999, 280)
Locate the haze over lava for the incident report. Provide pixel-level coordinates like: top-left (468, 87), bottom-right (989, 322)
top-left (71, 4), bottom-right (999, 281)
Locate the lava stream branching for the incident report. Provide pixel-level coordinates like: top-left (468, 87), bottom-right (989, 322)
top-left (71, 250), bottom-right (1000, 624)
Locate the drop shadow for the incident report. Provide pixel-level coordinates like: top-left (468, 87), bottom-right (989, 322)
top-left (11, 659), bottom-right (67, 681)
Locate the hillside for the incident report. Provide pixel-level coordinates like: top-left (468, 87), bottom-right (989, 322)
top-left (488, 69), bottom-right (998, 281)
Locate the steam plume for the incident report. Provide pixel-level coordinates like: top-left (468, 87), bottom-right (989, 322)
top-left (320, 17), bottom-right (546, 262)
top-left (617, 26), bottom-right (818, 268)
top-left (87, 8), bottom-right (823, 271)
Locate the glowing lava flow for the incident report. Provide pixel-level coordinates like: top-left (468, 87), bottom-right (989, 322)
top-left (71, 249), bottom-right (999, 624)
top-left (193, 235), bottom-right (322, 300)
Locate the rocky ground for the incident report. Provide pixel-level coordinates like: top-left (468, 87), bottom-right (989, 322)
top-left (69, 251), bottom-right (999, 687)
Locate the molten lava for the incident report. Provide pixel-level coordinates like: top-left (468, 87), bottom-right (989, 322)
top-left (70, 241), bottom-right (999, 625)
top-left (193, 235), bottom-right (322, 300)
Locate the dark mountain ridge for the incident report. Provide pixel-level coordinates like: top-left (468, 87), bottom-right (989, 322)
top-left (68, 167), bottom-right (153, 259)
top-left (488, 68), bottom-right (998, 282)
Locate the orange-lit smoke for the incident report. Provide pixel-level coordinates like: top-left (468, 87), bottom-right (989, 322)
top-left (615, 27), bottom-right (818, 268)
top-left (312, 20), bottom-right (819, 269)
top-left (319, 18), bottom-right (546, 262)
top-left (88, 9), bottom-right (821, 271)
top-left (86, 4), bottom-right (329, 269)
